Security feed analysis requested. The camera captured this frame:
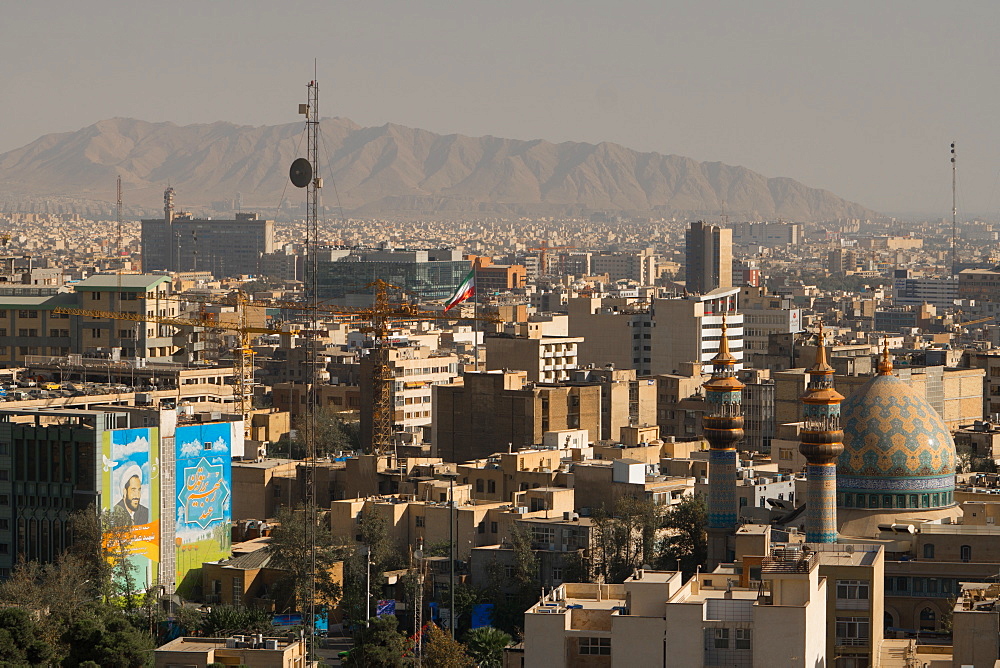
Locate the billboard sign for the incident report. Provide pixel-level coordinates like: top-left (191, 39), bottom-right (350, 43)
top-left (175, 422), bottom-right (233, 596)
top-left (103, 427), bottom-right (160, 589)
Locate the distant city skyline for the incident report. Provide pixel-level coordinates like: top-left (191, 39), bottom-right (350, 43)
top-left (3, 1), bottom-right (999, 216)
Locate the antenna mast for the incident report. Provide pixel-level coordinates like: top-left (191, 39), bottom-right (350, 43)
top-left (304, 71), bottom-right (321, 661)
top-left (951, 141), bottom-right (957, 276)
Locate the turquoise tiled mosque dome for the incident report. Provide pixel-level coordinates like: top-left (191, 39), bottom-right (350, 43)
top-left (837, 372), bottom-right (956, 511)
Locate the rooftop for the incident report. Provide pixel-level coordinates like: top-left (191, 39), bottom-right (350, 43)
top-left (72, 274), bottom-right (170, 291)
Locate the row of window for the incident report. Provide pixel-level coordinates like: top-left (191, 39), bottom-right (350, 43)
top-left (708, 627), bottom-right (752, 650)
top-left (840, 491), bottom-right (952, 510)
top-left (885, 576), bottom-right (965, 596)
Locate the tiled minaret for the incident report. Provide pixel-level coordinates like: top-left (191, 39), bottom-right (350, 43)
top-left (798, 324), bottom-right (845, 543)
top-left (704, 315), bottom-right (744, 567)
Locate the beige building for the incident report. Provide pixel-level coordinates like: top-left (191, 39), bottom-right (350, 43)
top-left (568, 288), bottom-right (743, 377)
top-left (154, 636), bottom-right (307, 668)
top-left (432, 371), bottom-right (601, 462)
top-left (485, 324), bottom-right (582, 383)
top-left (590, 250), bottom-right (657, 285)
top-left (572, 367), bottom-right (657, 441)
top-left (952, 582), bottom-right (1000, 668)
top-left (522, 553), bottom-right (826, 668)
top-left (359, 345), bottom-right (459, 450)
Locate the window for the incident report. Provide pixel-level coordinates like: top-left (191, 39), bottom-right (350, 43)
top-left (490, 522), bottom-right (498, 534)
top-left (713, 628), bottom-right (729, 649)
top-left (552, 567), bottom-right (563, 582)
top-left (579, 637), bottom-right (610, 655)
top-left (475, 479), bottom-right (484, 493)
top-left (835, 617), bottom-right (869, 646)
top-left (415, 516), bottom-right (425, 528)
top-left (487, 480), bottom-right (496, 494)
top-left (232, 576), bottom-right (243, 606)
top-left (923, 543), bottom-right (935, 559)
top-left (960, 545), bottom-right (972, 562)
top-left (836, 580), bottom-right (870, 600)
top-left (735, 628), bottom-right (751, 650)
top-left (919, 607), bottom-right (936, 631)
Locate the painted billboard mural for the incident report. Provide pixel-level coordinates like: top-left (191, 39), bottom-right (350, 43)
top-left (103, 427), bottom-right (160, 589)
top-left (175, 422), bottom-right (232, 596)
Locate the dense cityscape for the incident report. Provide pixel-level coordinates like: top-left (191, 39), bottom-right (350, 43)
top-left (0, 186), bottom-right (998, 667)
top-left (8, 4), bottom-right (1000, 667)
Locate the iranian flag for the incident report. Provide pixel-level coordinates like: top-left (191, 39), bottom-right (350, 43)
top-left (444, 268), bottom-right (476, 312)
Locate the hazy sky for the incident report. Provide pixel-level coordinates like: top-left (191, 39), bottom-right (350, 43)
top-left (3, 1), bottom-right (998, 216)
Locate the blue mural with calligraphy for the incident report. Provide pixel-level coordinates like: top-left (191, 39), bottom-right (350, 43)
top-left (175, 422), bottom-right (233, 596)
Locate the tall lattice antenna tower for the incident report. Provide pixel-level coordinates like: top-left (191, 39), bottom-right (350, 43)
top-left (304, 73), bottom-right (321, 660)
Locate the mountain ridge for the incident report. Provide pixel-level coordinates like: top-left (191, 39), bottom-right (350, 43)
top-left (0, 118), bottom-right (877, 220)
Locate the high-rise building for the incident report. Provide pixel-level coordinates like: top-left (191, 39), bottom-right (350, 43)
top-left (685, 221), bottom-right (732, 294)
top-left (892, 269), bottom-right (958, 308)
top-left (141, 192), bottom-right (274, 278)
top-left (312, 248), bottom-right (468, 303)
top-left (568, 287), bottom-right (743, 376)
top-left (731, 221), bottom-right (802, 246)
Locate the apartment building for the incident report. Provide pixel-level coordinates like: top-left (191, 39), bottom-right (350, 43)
top-left (359, 346), bottom-right (460, 451)
top-left (570, 367), bottom-right (656, 441)
top-left (590, 250), bottom-right (657, 285)
top-left (0, 274), bottom-right (178, 366)
top-left (432, 371), bottom-right (601, 462)
top-left (686, 221), bottom-right (733, 294)
top-left (485, 324), bottom-right (581, 383)
top-left (568, 288), bottom-right (744, 377)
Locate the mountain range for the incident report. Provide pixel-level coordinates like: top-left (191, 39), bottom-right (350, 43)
top-left (0, 118), bottom-right (876, 220)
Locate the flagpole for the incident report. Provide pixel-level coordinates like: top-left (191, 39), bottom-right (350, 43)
top-left (473, 277), bottom-right (480, 371)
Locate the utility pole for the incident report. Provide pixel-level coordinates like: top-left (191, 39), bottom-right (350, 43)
top-left (442, 471), bottom-right (458, 638)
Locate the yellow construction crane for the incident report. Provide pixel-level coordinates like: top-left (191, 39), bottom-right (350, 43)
top-left (167, 281), bottom-right (502, 454)
top-left (52, 304), bottom-right (294, 439)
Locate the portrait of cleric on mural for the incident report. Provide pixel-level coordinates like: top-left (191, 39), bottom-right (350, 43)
top-left (114, 463), bottom-right (150, 525)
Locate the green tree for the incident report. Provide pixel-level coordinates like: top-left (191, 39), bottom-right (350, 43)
top-left (268, 506), bottom-right (345, 613)
top-left (656, 495), bottom-right (707, 577)
top-left (422, 622), bottom-right (474, 667)
top-left (464, 626), bottom-right (512, 668)
top-left (481, 526), bottom-right (539, 636)
top-left (0, 607), bottom-right (56, 666)
top-left (61, 606), bottom-right (154, 667)
top-left (282, 407), bottom-right (361, 459)
top-left (341, 507), bottom-right (404, 624)
top-left (591, 497), bottom-right (663, 583)
top-left (343, 615), bottom-right (410, 668)
top-left (200, 605), bottom-right (272, 637)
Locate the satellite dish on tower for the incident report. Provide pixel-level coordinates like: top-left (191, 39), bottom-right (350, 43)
top-left (289, 158), bottom-right (312, 188)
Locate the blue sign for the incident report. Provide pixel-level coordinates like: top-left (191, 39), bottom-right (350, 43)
top-left (272, 613), bottom-right (303, 627)
top-left (376, 599), bottom-right (396, 617)
top-left (471, 604), bottom-right (495, 629)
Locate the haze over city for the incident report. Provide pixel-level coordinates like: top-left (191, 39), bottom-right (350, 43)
top-left (4, 0), bottom-right (1000, 215)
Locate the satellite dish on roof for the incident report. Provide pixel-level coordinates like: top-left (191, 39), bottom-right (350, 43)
top-left (289, 158), bottom-right (312, 188)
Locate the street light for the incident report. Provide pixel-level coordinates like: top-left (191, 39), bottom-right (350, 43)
top-left (440, 471), bottom-right (459, 639)
top-left (414, 540), bottom-right (424, 668)
top-left (359, 545), bottom-right (372, 622)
